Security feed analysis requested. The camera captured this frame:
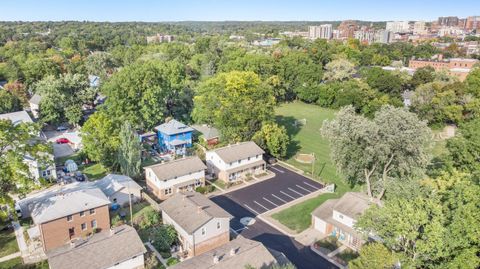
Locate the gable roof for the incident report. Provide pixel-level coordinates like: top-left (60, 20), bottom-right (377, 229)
top-left (30, 188), bottom-right (110, 224)
top-left (209, 141), bottom-right (264, 163)
top-left (48, 225), bottom-right (146, 269)
top-left (29, 94), bottom-right (42, 105)
top-left (144, 156), bottom-right (206, 182)
top-left (154, 119), bottom-right (194, 135)
top-left (170, 236), bottom-right (286, 269)
top-left (191, 124), bottom-right (220, 140)
top-left (159, 192), bottom-right (232, 234)
top-left (94, 174), bottom-right (143, 196)
top-left (312, 192), bottom-right (371, 221)
top-left (0, 110), bottom-right (33, 125)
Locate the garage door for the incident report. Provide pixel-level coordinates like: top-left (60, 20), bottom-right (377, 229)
top-left (314, 217), bottom-right (327, 233)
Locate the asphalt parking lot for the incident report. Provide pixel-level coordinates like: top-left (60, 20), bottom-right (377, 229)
top-left (211, 165), bottom-right (324, 231)
top-left (210, 164), bottom-right (335, 269)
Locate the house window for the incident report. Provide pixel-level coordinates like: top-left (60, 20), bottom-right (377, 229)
top-left (67, 215), bottom-right (73, 222)
top-left (201, 227), bottom-right (206, 235)
top-left (68, 227), bottom-right (75, 237)
top-left (90, 208), bottom-right (95, 215)
top-left (217, 222), bottom-right (221, 229)
top-left (80, 211), bottom-right (85, 217)
top-left (248, 157), bottom-right (251, 161)
top-left (81, 223), bottom-right (87, 231)
top-left (91, 220), bottom-right (97, 228)
top-left (165, 188), bottom-right (172, 195)
top-left (339, 214), bottom-right (344, 219)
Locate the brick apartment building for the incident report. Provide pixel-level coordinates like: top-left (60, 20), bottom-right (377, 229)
top-left (408, 56), bottom-right (479, 81)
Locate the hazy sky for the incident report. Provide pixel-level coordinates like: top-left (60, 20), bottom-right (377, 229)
top-left (0, 0), bottom-right (478, 22)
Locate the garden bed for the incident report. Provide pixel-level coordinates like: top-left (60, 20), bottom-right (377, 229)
top-left (313, 236), bottom-right (342, 254)
top-left (334, 248), bottom-right (359, 266)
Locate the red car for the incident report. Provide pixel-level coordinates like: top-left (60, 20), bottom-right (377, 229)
top-left (56, 138), bottom-right (70, 144)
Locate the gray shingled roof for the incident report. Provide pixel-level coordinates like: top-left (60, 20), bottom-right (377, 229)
top-left (95, 174), bottom-right (142, 196)
top-left (48, 225), bottom-right (146, 269)
top-left (154, 119), bottom-right (194, 135)
top-left (160, 192), bottom-right (232, 234)
top-left (30, 188), bottom-right (110, 224)
top-left (29, 94), bottom-right (42, 105)
top-left (210, 142), bottom-right (264, 163)
top-left (0, 110), bottom-right (33, 125)
top-left (333, 192), bottom-right (371, 220)
top-left (144, 156), bottom-right (206, 182)
top-left (170, 236), bottom-right (285, 269)
top-left (191, 124), bottom-right (220, 140)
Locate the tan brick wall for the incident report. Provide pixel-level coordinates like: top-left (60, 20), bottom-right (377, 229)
top-left (40, 205), bottom-right (110, 252)
top-left (146, 178), bottom-right (205, 200)
top-left (193, 231), bottom-right (229, 256)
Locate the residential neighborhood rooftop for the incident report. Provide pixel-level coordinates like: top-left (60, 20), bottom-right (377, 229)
top-left (29, 93), bottom-right (42, 105)
top-left (333, 192), bottom-right (372, 219)
top-left (170, 236), bottom-right (287, 269)
top-left (30, 188), bottom-right (110, 224)
top-left (0, 110), bottom-right (33, 125)
top-left (191, 124), bottom-right (220, 140)
top-left (154, 119), bottom-right (194, 135)
top-left (47, 225), bottom-right (146, 269)
top-left (144, 156), bottom-right (207, 182)
top-left (210, 141), bottom-right (264, 163)
top-left (159, 192), bottom-right (233, 233)
top-left (95, 174), bottom-right (142, 197)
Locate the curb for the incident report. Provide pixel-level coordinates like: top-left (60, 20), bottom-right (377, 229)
top-left (310, 245), bottom-right (347, 269)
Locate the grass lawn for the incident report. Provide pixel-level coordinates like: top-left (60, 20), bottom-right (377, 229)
top-left (0, 257), bottom-right (49, 269)
top-left (272, 102), bottom-right (355, 233)
top-left (271, 192), bottom-right (338, 233)
top-left (0, 229), bottom-right (19, 258)
top-left (111, 202), bottom-right (152, 227)
top-left (82, 163), bottom-right (107, 181)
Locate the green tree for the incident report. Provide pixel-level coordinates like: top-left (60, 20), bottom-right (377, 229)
top-left (193, 71), bottom-right (275, 141)
top-left (323, 58), bottom-right (355, 82)
top-left (81, 111), bottom-right (120, 167)
top-left (253, 122), bottom-right (290, 158)
top-left (85, 51), bottom-right (117, 81)
top-left (465, 67), bottom-right (480, 97)
top-left (410, 66), bottom-right (435, 89)
top-left (445, 118), bottom-right (480, 177)
top-left (321, 105), bottom-right (431, 200)
top-left (0, 90), bottom-right (22, 114)
top-left (361, 67), bottom-right (404, 97)
top-left (117, 122), bottom-right (142, 178)
top-left (349, 243), bottom-right (399, 269)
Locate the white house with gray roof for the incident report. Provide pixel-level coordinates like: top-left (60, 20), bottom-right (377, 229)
top-left (145, 156), bottom-right (206, 200)
top-left (159, 192), bottom-right (232, 258)
top-left (29, 93), bottom-right (42, 118)
top-left (170, 236), bottom-right (289, 269)
top-left (206, 141), bottom-right (266, 182)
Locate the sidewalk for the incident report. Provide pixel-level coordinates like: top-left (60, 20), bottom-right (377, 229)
top-left (0, 252), bottom-right (21, 263)
top-left (144, 242), bottom-right (167, 268)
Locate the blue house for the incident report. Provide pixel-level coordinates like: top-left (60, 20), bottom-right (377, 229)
top-left (154, 119), bottom-right (194, 155)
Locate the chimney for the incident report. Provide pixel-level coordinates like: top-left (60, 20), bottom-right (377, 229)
top-left (213, 254), bottom-right (219, 264)
top-left (229, 248), bottom-right (236, 256)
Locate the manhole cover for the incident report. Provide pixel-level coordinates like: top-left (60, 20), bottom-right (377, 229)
top-left (240, 217), bottom-right (256, 226)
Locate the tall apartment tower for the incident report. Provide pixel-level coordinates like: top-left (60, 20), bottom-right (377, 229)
top-left (385, 21), bottom-right (410, 33)
top-left (413, 21), bottom-right (427, 35)
top-left (438, 16), bottom-right (459, 27)
top-left (308, 24), bottom-right (332, 40)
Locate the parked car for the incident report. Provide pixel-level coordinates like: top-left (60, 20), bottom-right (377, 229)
top-left (56, 138), bottom-right (70, 144)
top-left (56, 126), bottom-right (68, 131)
top-left (75, 172), bottom-right (85, 182)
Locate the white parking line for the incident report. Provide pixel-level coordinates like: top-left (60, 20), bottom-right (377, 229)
top-left (270, 166), bottom-right (285, 173)
top-left (235, 227), bottom-right (249, 232)
top-left (280, 190), bottom-right (297, 200)
top-left (230, 228), bottom-right (238, 235)
top-left (244, 204), bottom-right (260, 215)
top-left (303, 181), bottom-right (321, 190)
top-left (254, 201), bottom-right (270, 211)
top-left (296, 184), bottom-right (312, 193)
top-left (263, 197), bottom-right (279, 207)
top-left (272, 193), bottom-right (288, 203)
top-left (288, 187), bottom-right (305, 196)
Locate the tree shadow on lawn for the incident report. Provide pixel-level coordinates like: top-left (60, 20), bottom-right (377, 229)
top-left (275, 115), bottom-right (302, 159)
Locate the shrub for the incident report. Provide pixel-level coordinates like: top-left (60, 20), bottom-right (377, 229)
top-left (166, 257), bottom-right (179, 266)
top-left (195, 186), bottom-right (207, 194)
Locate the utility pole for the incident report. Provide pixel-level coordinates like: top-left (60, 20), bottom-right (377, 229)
top-left (311, 153), bottom-right (316, 179)
top-left (128, 180), bottom-right (133, 225)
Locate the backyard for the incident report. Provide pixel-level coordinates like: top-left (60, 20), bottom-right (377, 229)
top-left (55, 153), bottom-right (108, 181)
top-left (272, 102), bottom-right (352, 232)
top-left (0, 228), bottom-right (18, 258)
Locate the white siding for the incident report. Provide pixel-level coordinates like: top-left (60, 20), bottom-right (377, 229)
top-left (106, 254), bottom-right (144, 269)
top-left (162, 211), bottom-right (193, 246)
top-left (146, 169), bottom-right (204, 189)
top-left (206, 151), bottom-right (262, 173)
top-left (332, 210), bottom-right (356, 228)
top-left (313, 216), bottom-right (327, 233)
top-left (192, 218), bottom-right (230, 244)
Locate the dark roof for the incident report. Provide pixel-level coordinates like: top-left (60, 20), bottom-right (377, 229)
top-left (154, 119), bottom-right (194, 135)
top-left (48, 225), bottom-right (146, 269)
top-left (210, 142), bottom-right (264, 163)
top-left (144, 156), bottom-right (206, 182)
top-left (170, 236), bottom-right (286, 269)
top-left (160, 192), bottom-right (232, 234)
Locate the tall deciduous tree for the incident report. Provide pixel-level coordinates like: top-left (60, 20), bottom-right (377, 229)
top-left (253, 122), bottom-right (290, 158)
top-left (192, 71), bottom-right (275, 141)
top-left (349, 243), bottom-right (399, 269)
top-left (322, 58), bottom-right (355, 82)
top-left (445, 118), bottom-right (480, 178)
top-left (321, 105), bottom-right (431, 200)
top-left (117, 122), bottom-right (142, 178)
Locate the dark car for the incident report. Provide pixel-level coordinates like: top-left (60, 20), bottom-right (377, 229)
top-left (75, 172), bottom-right (85, 182)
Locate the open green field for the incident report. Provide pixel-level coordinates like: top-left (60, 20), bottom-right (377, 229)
top-left (0, 229), bottom-right (19, 258)
top-left (273, 102), bottom-right (353, 232)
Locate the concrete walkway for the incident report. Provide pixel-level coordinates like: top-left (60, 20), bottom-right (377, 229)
top-left (12, 222), bottom-right (27, 254)
top-left (144, 242), bottom-right (167, 267)
top-left (0, 252), bottom-right (21, 263)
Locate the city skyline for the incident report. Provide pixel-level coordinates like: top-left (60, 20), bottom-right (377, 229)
top-left (0, 0), bottom-right (478, 22)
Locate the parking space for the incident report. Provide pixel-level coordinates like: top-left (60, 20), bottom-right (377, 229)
top-left (211, 164), bottom-right (324, 231)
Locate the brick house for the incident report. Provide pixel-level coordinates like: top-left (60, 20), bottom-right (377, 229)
top-left (144, 156), bottom-right (207, 200)
top-left (159, 192), bottom-right (232, 258)
top-left (205, 141), bottom-right (266, 183)
top-left (22, 188), bottom-right (111, 252)
top-left (311, 192), bottom-right (373, 250)
top-left (408, 57), bottom-right (479, 81)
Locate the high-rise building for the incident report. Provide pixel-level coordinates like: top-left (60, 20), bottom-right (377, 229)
top-left (385, 21), bottom-right (410, 33)
top-left (374, 30), bottom-right (393, 44)
top-left (337, 20), bottom-right (358, 39)
top-left (413, 21), bottom-right (427, 35)
top-left (354, 30), bottom-right (376, 44)
top-left (466, 16), bottom-right (480, 31)
top-left (308, 24), bottom-right (332, 39)
top-left (438, 16), bottom-right (459, 27)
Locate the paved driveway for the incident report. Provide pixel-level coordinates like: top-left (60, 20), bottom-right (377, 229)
top-left (210, 165), bottom-right (336, 269)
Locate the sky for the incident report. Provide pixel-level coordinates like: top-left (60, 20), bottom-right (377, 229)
top-left (0, 0), bottom-right (478, 22)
